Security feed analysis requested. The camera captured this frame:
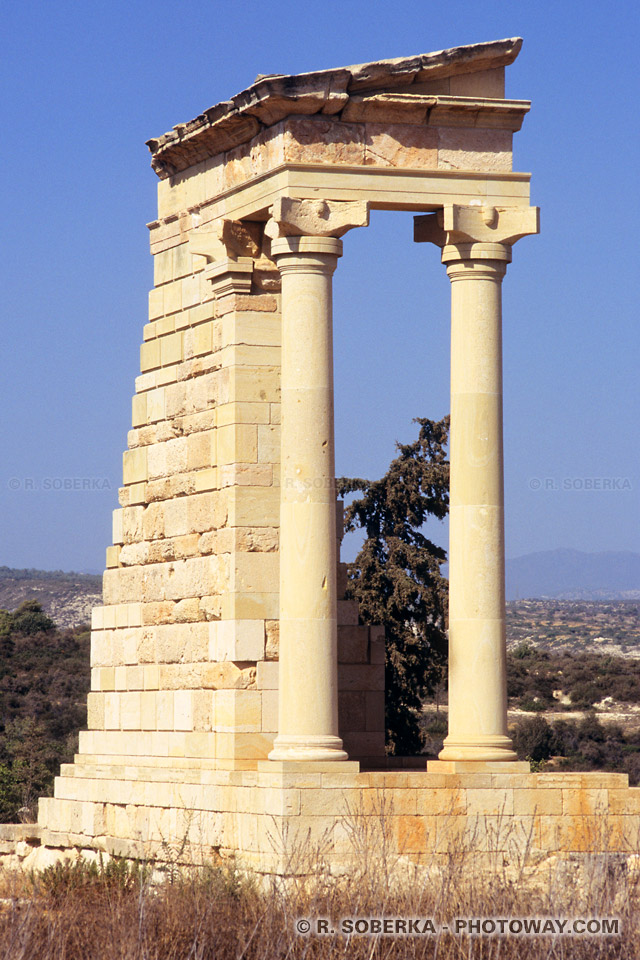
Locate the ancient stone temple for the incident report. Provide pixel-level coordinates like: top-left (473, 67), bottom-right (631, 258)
top-left (13, 38), bottom-right (638, 874)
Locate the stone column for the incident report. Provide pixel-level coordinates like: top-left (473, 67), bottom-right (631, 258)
top-left (266, 199), bottom-right (369, 762)
top-left (415, 205), bottom-right (539, 763)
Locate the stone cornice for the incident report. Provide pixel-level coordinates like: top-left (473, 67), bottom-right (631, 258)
top-left (147, 38), bottom-right (525, 179)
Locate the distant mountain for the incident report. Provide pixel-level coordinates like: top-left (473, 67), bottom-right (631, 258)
top-left (0, 567), bottom-right (102, 629)
top-left (506, 549), bottom-right (640, 601)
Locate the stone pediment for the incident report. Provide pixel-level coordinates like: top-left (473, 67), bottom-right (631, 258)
top-left (147, 38), bottom-right (528, 178)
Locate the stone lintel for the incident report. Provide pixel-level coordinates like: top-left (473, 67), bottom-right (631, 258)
top-left (150, 166), bottom-right (532, 233)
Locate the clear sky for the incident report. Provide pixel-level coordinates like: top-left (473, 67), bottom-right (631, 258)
top-left (1, 0), bottom-right (638, 573)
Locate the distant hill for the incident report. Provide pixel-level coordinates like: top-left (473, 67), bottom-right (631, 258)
top-left (0, 567), bottom-right (102, 629)
top-left (506, 549), bottom-right (640, 601)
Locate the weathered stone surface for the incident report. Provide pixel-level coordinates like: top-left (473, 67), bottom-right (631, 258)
top-left (266, 197), bottom-right (369, 239)
top-left (147, 39), bottom-right (524, 177)
top-left (364, 122), bottom-right (438, 168)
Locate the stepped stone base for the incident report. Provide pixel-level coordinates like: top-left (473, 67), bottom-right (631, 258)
top-left (1, 767), bottom-right (637, 879)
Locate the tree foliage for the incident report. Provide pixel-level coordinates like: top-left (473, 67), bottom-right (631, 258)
top-left (0, 603), bottom-right (89, 821)
top-left (337, 416), bottom-right (450, 756)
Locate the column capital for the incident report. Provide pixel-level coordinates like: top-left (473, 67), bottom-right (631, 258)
top-left (187, 218), bottom-right (265, 297)
top-left (187, 218), bottom-right (262, 262)
top-left (270, 235), bottom-right (343, 273)
top-left (265, 197), bottom-right (369, 240)
top-left (414, 203), bottom-right (539, 259)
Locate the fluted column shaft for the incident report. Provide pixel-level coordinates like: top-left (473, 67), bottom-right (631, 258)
top-left (268, 236), bottom-right (348, 762)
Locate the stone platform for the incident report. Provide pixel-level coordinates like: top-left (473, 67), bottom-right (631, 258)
top-left (25, 765), bottom-right (640, 877)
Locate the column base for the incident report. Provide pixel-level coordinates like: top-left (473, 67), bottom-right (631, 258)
top-left (268, 735), bottom-right (349, 763)
top-left (438, 735), bottom-right (518, 763)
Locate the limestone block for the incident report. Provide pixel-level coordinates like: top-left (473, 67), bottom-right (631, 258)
top-left (231, 553), bottom-right (278, 594)
top-left (181, 275), bottom-right (201, 310)
top-left (228, 487), bottom-right (280, 527)
top-left (338, 691), bottom-right (366, 732)
top-left (256, 661), bottom-right (278, 691)
top-left (126, 665), bottom-right (144, 689)
top-left (437, 127), bottom-right (512, 172)
top-left (216, 690), bottom-right (262, 733)
top-left (119, 542), bottom-right (149, 567)
top-left (229, 366), bottom-right (280, 404)
top-left (160, 331), bottom-right (183, 367)
top-left (163, 498), bottom-right (189, 538)
top-left (131, 393), bottom-right (147, 428)
top-left (465, 788), bottom-right (514, 817)
top-left (235, 527), bottom-right (278, 552)
top-left (261, 689), bottom-right (278, 733)
top-left (144, 664), bottom-right (159, 689)
top-left (121, 506), bottom-right (144, 544)
top-left (217, 424), bottom-right (258, 465)
top-left (512, 788), bottom-right (562, 817)
top-left (201, 661), bottom-right (256, 691)
top-left (112, 509), bottom-right (124, 546)
top-left (222, 591), bottom-right (278, 620)
top-left (337, 731), bottom-right (381, 760)
top-left (123, 448), bottom-right (148, 485)
top-left (153, 249), bottom-right (173, 286)
top-left (91, 607), bottom-right (105, 630)
top-left (283, 117), bottom-right (365, 167)
top-left (149, 287), bottom-right (164, 320)
top-left (105, 546), bottom-right (121, 569)
top-left (187, 491), bottom-right (225, 534)
top-left (87, 693), bottom-right (104, 730)
top-left (369, 626), bottom-right (386, 663)
top-left (184, 321), bottom-right (213, 359)
top-left (163, 280), bottom-right (183, 316)
top-left (257, 424), bottom-right (280, 464)
top-left (104, 693), bottom-right (120, 730)
top-left (187, 431), bottom-right (214, 471)
top-left (174, 691), bottom-right (194, 731)
top-left (265, 620), bottom-right (279, 660)
top-left (338, 600), bottom-right (359, 625)
top-left (215, 294), bottom-right (278, 318)
top-left (156, 691), bottom-right (174, 730)
top-left (218, 464), bottom-right (273, 488)
top-left (215, 732), bottom-right (273, 760)
top-left (365, 692), bottom-right (385, 732)
top-left (209, 620), bottom-right (265, 661)
top-left (216, 401), bottom-right (270, 427)
top-left (221, 315), bottom-right (281, 349)
top-left (562, 788), bottom-right (608, 817)
top-left (147, 387), bottom-right (166, 423)
top-left (364, 123), bottom-right (437, 167)
top-left (140, 340), bottom-right (161, 372)
top-left (338, 664), bottom-right (385, 692)
top-left (194, 468), bottom-right (218, 493)
top-left (337, 625), bottom-right (369, 663)
top-left (120, 693), bottom-right (142, 731)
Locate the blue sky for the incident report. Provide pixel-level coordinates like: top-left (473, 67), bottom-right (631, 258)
top-left (1, 0), bottom-right (638, 573)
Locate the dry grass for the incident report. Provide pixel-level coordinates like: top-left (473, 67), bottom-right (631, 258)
top-left (0, 834), bottom-right (636, 959)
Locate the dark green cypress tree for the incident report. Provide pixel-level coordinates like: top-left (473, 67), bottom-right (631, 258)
top-left (337, 416), bottom-right (450, 755)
